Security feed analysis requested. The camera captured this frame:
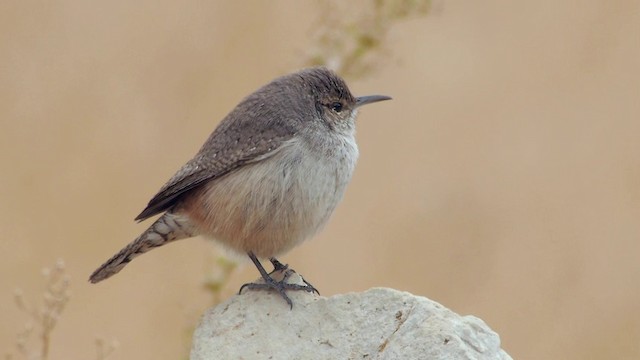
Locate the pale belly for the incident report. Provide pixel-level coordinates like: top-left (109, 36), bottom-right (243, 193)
top-left (181, 136), bottom-right (358, 258)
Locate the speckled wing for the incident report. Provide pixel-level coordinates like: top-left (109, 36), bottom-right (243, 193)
top-left (134, 93), bottom-right (300, 222)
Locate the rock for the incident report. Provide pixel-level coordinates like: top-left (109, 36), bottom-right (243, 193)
top-left (191, 273), bottom-right (512, 360)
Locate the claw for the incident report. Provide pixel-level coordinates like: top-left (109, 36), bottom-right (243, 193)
top-left (239, 252), bottom-right (319, 308)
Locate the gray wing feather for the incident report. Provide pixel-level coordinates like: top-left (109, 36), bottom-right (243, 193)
top-left (135, 89), bottom-right (301, 221)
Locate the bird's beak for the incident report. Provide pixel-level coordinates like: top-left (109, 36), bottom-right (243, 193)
top-left (355, 95), bottom-right (392, 108)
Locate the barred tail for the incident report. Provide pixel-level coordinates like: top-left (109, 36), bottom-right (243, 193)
top-left (89, 213), bottom-right (195, 283)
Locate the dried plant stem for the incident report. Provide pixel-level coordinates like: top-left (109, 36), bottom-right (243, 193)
top-left (8, 259), bottom-right (71, 360)
top-left (305, 0), bottom-right (431, 79)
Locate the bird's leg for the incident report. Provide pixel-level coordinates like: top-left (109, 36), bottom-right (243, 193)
top-left (268, 257), bottom-right (319, 294)
top-left (269, 257), bottom-right (288, 273)
top-left (238, 252), bottom-right (318, 309)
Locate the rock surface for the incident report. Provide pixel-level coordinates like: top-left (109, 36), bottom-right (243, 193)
top-left (191, 274), bottom-right (512, 360)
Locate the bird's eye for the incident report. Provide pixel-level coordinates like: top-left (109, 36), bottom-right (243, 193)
top-left (330, 102), bottom-right (343, 112)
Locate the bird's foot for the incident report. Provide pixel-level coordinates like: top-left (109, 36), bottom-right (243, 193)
top-left (240, 253), bottom-right (319, 308)
top-left (268, 258), bottom-right (319, 296)
top-left (239, 267), bottom-right (319, 309)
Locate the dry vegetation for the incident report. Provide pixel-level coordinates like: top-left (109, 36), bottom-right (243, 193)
top-left (306, 0), bottom-right (431, 78)
top-left (5, 260), bottom-right (117, 360)
top-left (6, 260), bottom-right (70, 360)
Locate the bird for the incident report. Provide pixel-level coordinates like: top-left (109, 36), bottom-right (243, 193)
top-left (89, 67), bottom-right (391, 307)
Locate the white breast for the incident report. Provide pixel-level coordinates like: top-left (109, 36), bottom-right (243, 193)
top-left (185, 132), bottom-right (359, 258)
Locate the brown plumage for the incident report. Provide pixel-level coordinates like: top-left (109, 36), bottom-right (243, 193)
top-left (89, 67), bottom-right (390, 307)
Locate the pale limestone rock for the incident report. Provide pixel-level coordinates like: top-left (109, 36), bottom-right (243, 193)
top-left (191, 273), bottom-right (512, 360)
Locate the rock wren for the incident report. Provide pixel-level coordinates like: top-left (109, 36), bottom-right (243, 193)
top-left (89, 67), bottom-right (391, 307)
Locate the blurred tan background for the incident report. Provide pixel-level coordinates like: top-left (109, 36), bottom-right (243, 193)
top-left (2, 1), bottom-right (639, 359)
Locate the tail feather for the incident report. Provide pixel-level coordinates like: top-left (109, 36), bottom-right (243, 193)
top-left (89, 213), bottom-right (195, 283)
